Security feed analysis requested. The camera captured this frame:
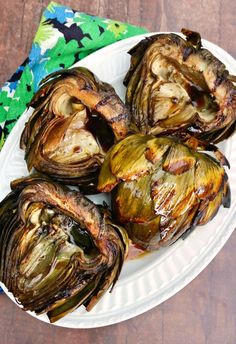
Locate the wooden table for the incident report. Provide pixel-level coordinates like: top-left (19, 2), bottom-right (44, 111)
top-left (0, 1), bottom-right (235, 343)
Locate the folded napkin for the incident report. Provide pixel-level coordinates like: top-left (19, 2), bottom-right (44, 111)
top-left (0, 1), bottom-right (147, 149)
top-left (0, 1), bottom-right (147, 293)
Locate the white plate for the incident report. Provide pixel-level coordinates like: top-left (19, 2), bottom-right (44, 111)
top-left (0, 32), bottom-right (236, 329)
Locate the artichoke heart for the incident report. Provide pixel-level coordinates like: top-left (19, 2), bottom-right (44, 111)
top-left (124, 29), bottom-right (236, 143)
top-left (20, 67), bottom-right (131, 192)
top-left (0, 175), bottom-right (129, 323)
top-left (98, 134), bottom-right (230, 250)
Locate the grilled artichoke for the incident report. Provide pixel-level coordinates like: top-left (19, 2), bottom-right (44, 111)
top-left (20, 67), bottom-right (130, 192)
top-left (0, 175), bottom-right (129, 323)
top-left (98, 134), bottom-right (230, 250)
top-left (124, 29), bottom-right (236, 143)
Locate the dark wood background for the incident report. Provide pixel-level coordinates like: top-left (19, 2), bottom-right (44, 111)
top-left (0, 1), bottom-right (235, 343)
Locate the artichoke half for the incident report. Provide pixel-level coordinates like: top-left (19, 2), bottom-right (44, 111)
top-left (0, 175), bottom-right (129, 323)
top-left (20, 67), bottom-right (130, 193)
top-left (124, 29), bottom-right (236, 143)
top-left (98, 134), bottom-right (230, 250)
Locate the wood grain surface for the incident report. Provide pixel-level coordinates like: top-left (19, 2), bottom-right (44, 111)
top-left (0, 1), bottom-right (235, 343)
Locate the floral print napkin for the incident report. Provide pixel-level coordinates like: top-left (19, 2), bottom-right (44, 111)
top-left (0, 1), bottom-right (147, 149)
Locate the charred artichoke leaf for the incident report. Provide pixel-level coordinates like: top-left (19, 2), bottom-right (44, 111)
top-left (159, 202), bottom-right (200, 247)
top-left (194, 153), bottom-right (225, 200)
top-left (152, 167), bottom-right (196, 218)
top-left (20, 67), bottom-right (131, 191)
top-left (96, 148), bottom-right (119, 193)
top-left (0, 175), bottom-right (129, 323)
top-left (98, 134), bottom-right (230, 250)
top-left (162, 143), bottom-right (196, 174)
top-left (126, 216), bottom-right (161, 251)
top-left (109, 134), bottom-right (154, 181)
top-left (124, 29), bottom-right (236, 143)
top-left (114, 173), bottom-right (156, 223)
top-left (145, 137), bottom-right (172, 163)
